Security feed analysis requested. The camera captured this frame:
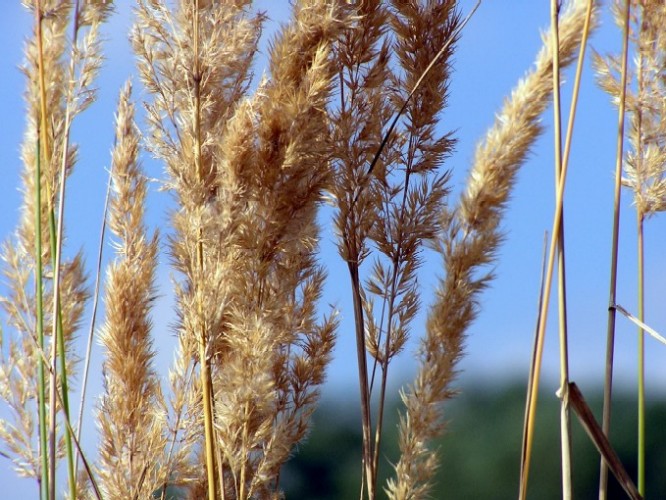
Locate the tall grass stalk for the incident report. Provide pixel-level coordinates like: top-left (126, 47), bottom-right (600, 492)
top-left (518, 1), bottom-right (597, 497)
top-left (33, 2), bottom-right (75, 496)
top-left (34, 136), bottom-right (49, 500)
top-left (549, 1), bottom-right (573, 497)
top-left (552, 0), bottom-right (595, 496)
top-left (191, 2), bottom-right (218, 497)
top-left (636, 212), bottom-right (645, 493)
top-left (597, 2), bottom-right (631, 497)
top-left (34, 2), bottom-right (55, 492)
top-left (41, 0), bottom-right (113, 493)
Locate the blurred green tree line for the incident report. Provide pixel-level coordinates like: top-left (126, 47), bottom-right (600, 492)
top-left (280, 382), bottom-right (666, 499)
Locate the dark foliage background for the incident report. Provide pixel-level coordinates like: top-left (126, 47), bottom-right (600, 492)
top-left (281, 383), bottom-right (666, 499)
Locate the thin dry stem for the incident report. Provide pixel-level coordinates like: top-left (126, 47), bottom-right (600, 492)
top-left (596, 1), bottom-right (631, 496)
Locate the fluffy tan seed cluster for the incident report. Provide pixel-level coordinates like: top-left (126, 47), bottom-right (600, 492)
top-left (133, 1), bottom-right (343, 496)
top-left (595, 0), bottom-right (666, 218)
top-left (96, 82), bottom-right (166, 499)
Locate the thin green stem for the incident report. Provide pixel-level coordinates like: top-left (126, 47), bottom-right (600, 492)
top-left (599, 2), bottom-right (631, 498)
top-left (637, 212), bottom-right (645, 495)
top-left (47, 199), bottom-right (76, 500)
top-left (35, 134), bottom-right (49, 500)
top-left (51, 3), bottom-right (85, 497)
top-left (34, 3), bottom-right (59, 498)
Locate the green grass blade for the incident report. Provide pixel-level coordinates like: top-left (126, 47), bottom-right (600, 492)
top-left (35, 134), bottom-right (49, 500)
top-left (46, 206), bottom-right (76, 499)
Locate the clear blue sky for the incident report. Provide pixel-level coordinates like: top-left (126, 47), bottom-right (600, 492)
top-left (1, 1), bottom-right (665, 496)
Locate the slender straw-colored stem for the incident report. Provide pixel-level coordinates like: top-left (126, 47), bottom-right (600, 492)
top-left (520, 128), bottom-right (566, 500)
top-left (599, 2), bottom-right (631, 498)
top-left (519, 231), bottom-right (549, 500)
top-left (35, 135), bottom-right (49, 500)
top-left (549, 2), bottom-right (572, 497)
top-left (520, 3), bottom-right (594, 495)
top-left (556, 1), bottom-right (594, 495)
top-left (637, 212), bottom-right (645, 494)
top-left (192, 2), bottom-right (217, 498)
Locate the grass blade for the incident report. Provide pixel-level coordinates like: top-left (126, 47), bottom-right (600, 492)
top-left (568, 382), bottom-right (642, 500)
top-left (35, 133), bottom-right (49, 500)
top-left (615, 303), bottom-right (666, 347)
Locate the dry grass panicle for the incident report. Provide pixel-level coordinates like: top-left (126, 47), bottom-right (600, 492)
top-left (135, 0), bottom-right (345, 497)
top-left (210, 2), bottom-right (345, 496)
top-left (595, 0), bottom-right (666, 217)
top-left (96, 81), bottom-right (166, 500)
top-left (132, 0), bottom-right (264, 493)
top-left (330, 0), bottom-right (460, 497)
